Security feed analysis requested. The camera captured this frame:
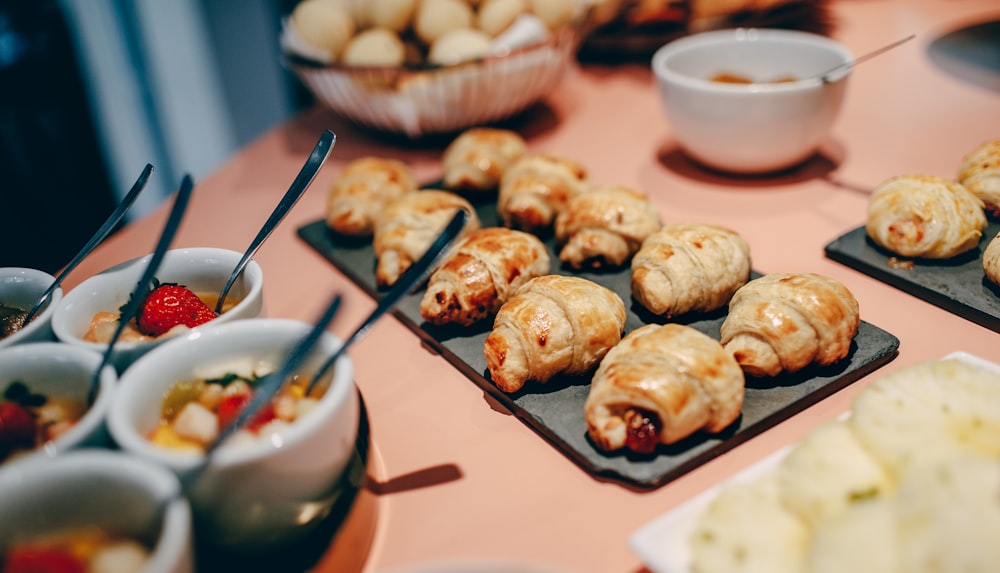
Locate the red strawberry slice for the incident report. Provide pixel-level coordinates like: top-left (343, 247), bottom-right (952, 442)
top-left (217, 393), bottom-right (276, 433)
top-left (0, 401), bottom-right (37, 459)
top-left (2, 545), bottom-right (86, 573)
top-left (135, 283), bottom-right (217, 337)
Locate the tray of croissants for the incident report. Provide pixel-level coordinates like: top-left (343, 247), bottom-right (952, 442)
top-left (297, 127), bottom-right (900, 488)
top-left (824, 138), bottom-right (1000, 334)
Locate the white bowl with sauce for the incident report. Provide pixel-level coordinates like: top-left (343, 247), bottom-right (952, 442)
top-left (0, 342), bottom-right (116, 470)
top-left (107, 318), bottom-right (359, 552)
top-left (51, 248), bottom-right (265, 372)
top-left (0, 267), bottom-right (62, 351)
top-left (651, 28), bottom-right (853, 174)
top-left (0, 449), bottom-right (193, 573)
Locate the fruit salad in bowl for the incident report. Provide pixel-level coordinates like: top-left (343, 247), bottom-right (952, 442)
top-left (52, 248), bottom-right (264, 372)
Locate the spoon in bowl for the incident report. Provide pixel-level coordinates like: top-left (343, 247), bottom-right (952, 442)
top-left (817, 34), bottom-right (916, 83)
top-left (214, 130), bottom-right (336, 314)
top-left (23, 164), bottom-right (155, 326)
top-left (87, 175), bottom-right (194, 405)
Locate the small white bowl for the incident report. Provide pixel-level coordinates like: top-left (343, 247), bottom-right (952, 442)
top-left (0, 267), bottom-right (62, 350)
top-left (0, 449), bottom-right (193, 573)
top-left (0, 342), bottom-right (116, 469)
top-left (107, 318), bottom-right (359, 551)
top-left (651, 28), bottom-right (853, 174)
top-left (52, 247), bottom-right (265, 372)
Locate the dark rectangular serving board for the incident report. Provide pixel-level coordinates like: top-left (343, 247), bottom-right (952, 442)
top-left (298, 198), bottom-right (899, 488)
top-left (824, 221), bottom-right (1000, 333)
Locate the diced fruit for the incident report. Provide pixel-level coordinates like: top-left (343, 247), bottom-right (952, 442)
top-left (2, 545), bottom-right (86, 573)
top-left (171, 402), bottom-right (218, 444)
top-left (0, 401), bottom-right (37, 458)
top-left (160, 380), bottom-right (206, 421)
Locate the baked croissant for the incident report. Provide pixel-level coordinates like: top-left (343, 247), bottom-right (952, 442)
top-left (325, 156), bottom-right (418, 236)
top-left (497, 153), bottom-right (589, 233)
top-left (631, 223), bottom-right (751, 318)
top-left (957, 139), bottom-right (1000, 216)
top-left (373, 190), bottom-right (480, 287)
top-left (442, 127), bottom-right (527, 194)
top-left (419, 227), bottom-right (551, 326)
top-left (720, 273), bottom-right (860, 378)
top-left (555, 184), bottom-right (662, 270)
top-left (484, 275), bottom-right (626, 393)
top-left (984, 231), bottom-right (1000, 286)
top-left (865, 174), bottom-right (986, 259)
top-left (585, 323), bottom-right (745, 453)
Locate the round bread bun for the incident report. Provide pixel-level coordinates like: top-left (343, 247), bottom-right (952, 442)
top-left (478, 0), bottom-right (529, 36)
top-left (429, 28), bottom-right (494, 65)
top-left (414, 0), bottom-right (475, 45)
top-left (290, 0), bottom-right (356, 61)
top-left (341, 27), bottom-right (406, 66)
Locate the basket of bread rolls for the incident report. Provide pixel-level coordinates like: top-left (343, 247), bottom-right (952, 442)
top-left (281, 0), bottom-right (590, 138)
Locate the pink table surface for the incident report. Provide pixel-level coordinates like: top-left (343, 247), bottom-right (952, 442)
top-left (62, 0), bottom-right (1000, 570)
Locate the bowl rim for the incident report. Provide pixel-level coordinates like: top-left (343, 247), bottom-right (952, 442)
top-left (651, 27), bottom-right (855, 92)
top-left (107, 317), bottom-right (356, 471)
top-left (0, 267), bottom-right (63, 350)
top-left (51, 247), bottom-right (265, 353)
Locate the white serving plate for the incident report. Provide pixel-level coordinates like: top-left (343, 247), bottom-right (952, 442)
top-left (629, 351), bottom-right (1000, 573)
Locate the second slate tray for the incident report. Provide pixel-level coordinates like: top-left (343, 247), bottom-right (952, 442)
top-left (824, 221), bottom-right (1000, 333)
top-left (299, 200), bottom-right (899, 488)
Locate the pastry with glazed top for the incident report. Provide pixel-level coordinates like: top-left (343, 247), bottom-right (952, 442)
top-left (865, 174), bottom-right (986, 259)
top-left (484, 275), bottom-right (625, 393)
top-left (325, 157), bottom-right (418, 237)
top-left (419, 227), bottom-right (550, 326)
top-left (497, 153), bottom-right (589, 233)
top-left (719, 273), bottom-right (860, 378)
top-left (630, 223), bottom-right (750, 318)
top-left (584, 323), bottom-right (744, 454)
top-left (984, 231), bottom-right (1000, 286)
top-left (373, 190), bottom-right (480, 287)
top-left (555, 184), bottom-right (662, 270)
top-left (442, 127), bottom-right (528, 193)
top-left (957, 139), bottom-right (1000, 217)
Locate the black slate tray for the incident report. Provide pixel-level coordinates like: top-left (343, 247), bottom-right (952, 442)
top-left (824, 220), bottom-right (1000, 333)
top-left (298, 199), bottom-right (899, 488)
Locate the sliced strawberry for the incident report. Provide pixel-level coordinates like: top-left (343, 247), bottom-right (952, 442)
top-left (216, 394), bottom-right (276, 433)
top-left (2, 545), bottom-right (86, 573)
top-left (135, 283), bottom-right (217, 337)
top-left (0, 401), bottom-right (37, 459)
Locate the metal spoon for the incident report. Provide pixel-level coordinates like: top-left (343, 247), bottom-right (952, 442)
top-left (214, 130), bottom-right (337, 313)
top-left (818, 34), bottom-right (916, 83)
top-left (87, 175), bottom-right (194, 404)
top-left (24, 164), bottom-right (154, 325)
top-left (308, 206), bottom-right (470, 393)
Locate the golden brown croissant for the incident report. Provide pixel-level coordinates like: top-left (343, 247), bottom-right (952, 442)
top-left (325, 156), bottom-right (418, 236)
top-left (373, 190), bottom-right (480, 287)
top-left (554, 184), bottom-right (662, 270)
top-left (497, 153), bottom-right (589, 233)
top-left (631, 223), bottom-right (751, 318)
top-left (442, 128), bottom-right (527, 194)
top-left (984, 231), bottom-right (1000, 286)
top-left (865, 174), bottom-right (986, 259)
top-left (957, 139), bottom-right (1000, 216)
top-left (419, 227), bottom-right (551, 326)
top-left (585, 323), bottom-right (744, 453)
top-left (720, 273), bottom-right (860, 378)
top-left (483, 275), bottom-right (626, 393)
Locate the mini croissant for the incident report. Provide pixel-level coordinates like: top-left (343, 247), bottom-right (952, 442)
top-left (484, 275), bottom-right (626, 393)
top-left (631, 223), bottom-right (751, 318)
top-left (442, 127), bottom-right (527, 194)
top-left (325, 157), bottom-right (418, 236)
top-left (419, 227), bottom-right (550, 327)
top-left (720, 273), bottom-right (860, 378)
top-left (555, 184), bottom-right (662, 270)
top-left (497, 153), bottom-right (589, 233)
top-left (373, 190), bottom-right (480, 287)
top-left (865, 174), bottom-right (986, 259)
top-left (585, 323), bottom-right (745, 453)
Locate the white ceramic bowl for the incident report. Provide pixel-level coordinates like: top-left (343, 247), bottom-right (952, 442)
top-left (0, 449), bottom-right (193, 573)
top-left (107, 318), bottom-right (359, 552)
top-left (0, 342), bottom-right (116, 469)
top-left (651, 28), bottom-right (853, 174)
top-left (0, 267), bottom-right (62, 350)
top-left (52, 247), bottom-right (265, 372)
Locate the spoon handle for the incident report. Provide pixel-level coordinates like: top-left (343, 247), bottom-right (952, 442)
top-left (88, 175), bottom-right (194, 403)
top-left (24, 163), bottom-right (154, 324)
top-left (820, 34), bottom-right (916, 83)
top-left (308, 207), bottom-right (470, 393)
top-left (214, 130), bottom-right (337, 313)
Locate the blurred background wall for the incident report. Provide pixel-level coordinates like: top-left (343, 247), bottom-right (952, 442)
top-left (0, 0), bottom-right (309, 272)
